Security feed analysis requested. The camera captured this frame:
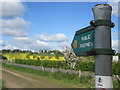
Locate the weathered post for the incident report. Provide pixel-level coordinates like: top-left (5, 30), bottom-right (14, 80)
top-left (71, 3), bottom-right (115, 89)
top-left (92, 4), bottom-right (113, 89)
top-left (78, 70), bottom-right (81, 78)
top-left (52, 67), bottom-right (54, 72)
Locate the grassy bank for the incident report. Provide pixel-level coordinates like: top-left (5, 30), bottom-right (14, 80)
top-left (0, 79), bottom-right (6, 89)
top-left (2, 63), bottom-right (120, 88)
top-left (2, 63), bottom-right (94, 88)
top-left (13, 59), bottom-right (120, 75)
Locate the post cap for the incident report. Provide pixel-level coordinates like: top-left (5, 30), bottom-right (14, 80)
top-left (95, 4), bottom-right (111, 6)
top-left (93, 4), bottom-right (112, 11)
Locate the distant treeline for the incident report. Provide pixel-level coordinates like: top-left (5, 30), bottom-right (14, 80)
top-left (1, 49), bottom-right (63, 55)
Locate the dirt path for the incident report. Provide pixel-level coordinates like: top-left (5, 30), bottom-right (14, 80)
top-left (1, 67), bottom-right (67, 88)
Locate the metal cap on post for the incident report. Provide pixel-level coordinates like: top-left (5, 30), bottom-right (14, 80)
top-left (92, 4), bottom-right (113, 89)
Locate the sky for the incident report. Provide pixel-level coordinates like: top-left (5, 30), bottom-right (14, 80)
top-left (0, 0), bottom-right (120, 52)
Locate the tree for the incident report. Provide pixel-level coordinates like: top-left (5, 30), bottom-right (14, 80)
top-left (63, 46), bottom-right (79, 69)
top-left (2, 49), bottom-right (11, 53)
top-left (13, 49), bottom-right (20, 53)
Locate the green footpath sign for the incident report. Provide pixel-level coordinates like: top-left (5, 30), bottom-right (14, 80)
top-left (71, 26), bottom-right (95, 56)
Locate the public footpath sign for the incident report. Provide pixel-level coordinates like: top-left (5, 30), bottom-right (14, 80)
top-left (71, 4), bottom-right (116, 89)
top-left (71, 20), bottom-right (115, 56)
top-left (71, 26), bottom-right (95, 56)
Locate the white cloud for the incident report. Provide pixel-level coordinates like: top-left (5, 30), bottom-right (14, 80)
top-left (2, 17), bottom-right (29, 29)
top-left (2, 17), bottom-right (30, 37)
top-left (2, 44), bottom-right (22, 50)
top-left (1, 0), bottom-right (30, 37)
top-left (3, 28), bottom-right (28, 37)
top-left (112, 32), bottom-right (118, 40)
top-left (1, 36), bottom-right (69, 51)
top-left (13, 37), bottom-right (32, 44)
top-left (1, 0), bottom-right (25, 18)
top-left (37, 33), bottom-right (68, 42)
top-left (8, 37), bottom-right (53, 51)
top-left (58, 42), bottom-right (69, 47)
top-left (0, 40), bottom-right (4, 45)
top-left (108, 0), bottom-right (120, 16)
top-left (112, 40), bottom-right (119, 52)
top-left (9, 37), bottom-right (33, 50)
top-left (57, 41), bottom-right (70, 51)
top-left (29, 40), bottom-right (52, 51)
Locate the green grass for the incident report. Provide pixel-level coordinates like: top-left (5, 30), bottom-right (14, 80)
top-left (0, 79), bottom-right (6, 89)
top-left (113, 80), bottom-right (120, 88)
top-left (2, 80), bottom-right (6, 89)
top-left (2, 63), bottom-right (120, 88)
top-left (2, 63), bottom-right (94, 88)
top-left (0, 79), bottom-right (2, 89)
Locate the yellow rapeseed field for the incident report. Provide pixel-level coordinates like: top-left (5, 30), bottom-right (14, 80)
top-left (3, 53), bottom-right (65, 61)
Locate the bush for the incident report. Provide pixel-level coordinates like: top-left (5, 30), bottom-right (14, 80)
top-left (14, 59), bottom-right (120, 75)
top-left (15, 59), bottom-right (63, 69)
top-left (112, 62), bottom-right (120, 75)
top-left (75, 62), bottom-right (94, 72)
top-left (113, 80), bottom-right (120, 88)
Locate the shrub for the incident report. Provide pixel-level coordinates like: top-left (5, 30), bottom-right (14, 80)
top-left (75, 61), bottom-right (94, 72)
top-left (14, 59), bottom-right (120, 75)
top-left (112, 62), bottom-right (120, 75)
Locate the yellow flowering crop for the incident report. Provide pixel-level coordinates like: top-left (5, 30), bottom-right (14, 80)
top-left (3, 53), bottom-right (65, 61)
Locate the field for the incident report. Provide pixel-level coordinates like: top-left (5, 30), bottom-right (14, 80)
top-left (1, 51), bottom-right (120, 88)
top-left (2, 52), bottom-right (65, 61)
top-left (1, 52), bottom-right (120, 76)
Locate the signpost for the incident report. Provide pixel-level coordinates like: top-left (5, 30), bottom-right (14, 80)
top-left (71, 26), bottom-right (95, 56)
top-left (71, 4), bottom-right (115, 89)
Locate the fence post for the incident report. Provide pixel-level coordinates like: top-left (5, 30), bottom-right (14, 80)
top-left (79, 70), bottom-right (81, 78)
top-left (92, 4), bottom-right (114, 89)
top-left (42, 66), bottom-right (44, 71)
top-left (52, 67), bottom-right (54, 72)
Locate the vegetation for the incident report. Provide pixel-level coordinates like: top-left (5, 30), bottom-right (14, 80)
top-left (1, 80), bottom-right (6, 89)
top-left (1, 49), bottom-right (120, 76)
top-left (0, 79), bottom-right (2, 89)
top-left (1, 49), bottom-right (65, 61)
top-left (2, 63), bottom-right (120, 88)
top-left (14, 59), bottom-right (120, 75)
top-left (112, 62), bottom-right (120, 75)
top-left (2, 53), bottom-right (65, 61)
top-left (113, 80), bottom-right (120, 88)
top-left (2, 63), bottom-right (94, 88)
top-left (1, 80), bottom-right (6, 88)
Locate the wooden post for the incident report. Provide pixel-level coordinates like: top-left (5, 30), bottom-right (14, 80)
top-left (92, 4), bottom-right (113, 89)
top-left (42, 66), bottom-right (44, 71)
top-left (79, 70), bottom-right (81, 78)
top-left (52, 67), bottom-right (54, 72)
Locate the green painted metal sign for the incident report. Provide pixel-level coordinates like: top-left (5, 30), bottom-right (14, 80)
top-left (71, 26), bottom-right (95, 56)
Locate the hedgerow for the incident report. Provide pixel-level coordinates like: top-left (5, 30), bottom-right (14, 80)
top-left (14, 59), bottom-right (120, 75)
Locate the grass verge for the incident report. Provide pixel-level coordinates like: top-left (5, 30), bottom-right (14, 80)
top-left (2, 63), bottom-right (94, 88)
top-left (0, 79), bottom-right (6, 89)
top-left (2, 63), bottom-right (120, 88)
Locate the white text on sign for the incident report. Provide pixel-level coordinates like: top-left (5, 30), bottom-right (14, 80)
top-left (80, 42), bottom-right (93, 48)
top-left (81, 35), bottom-right (91, 41)
top-left (80, 34), bottom-right (93, 48)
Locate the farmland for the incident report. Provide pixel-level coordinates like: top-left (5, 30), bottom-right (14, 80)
top-left (2, 52), bottom-right (65, 61)
top-left (1, 50), bottom-right (120, 75)
top-left (1, 49), bottom-right (120, 88)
